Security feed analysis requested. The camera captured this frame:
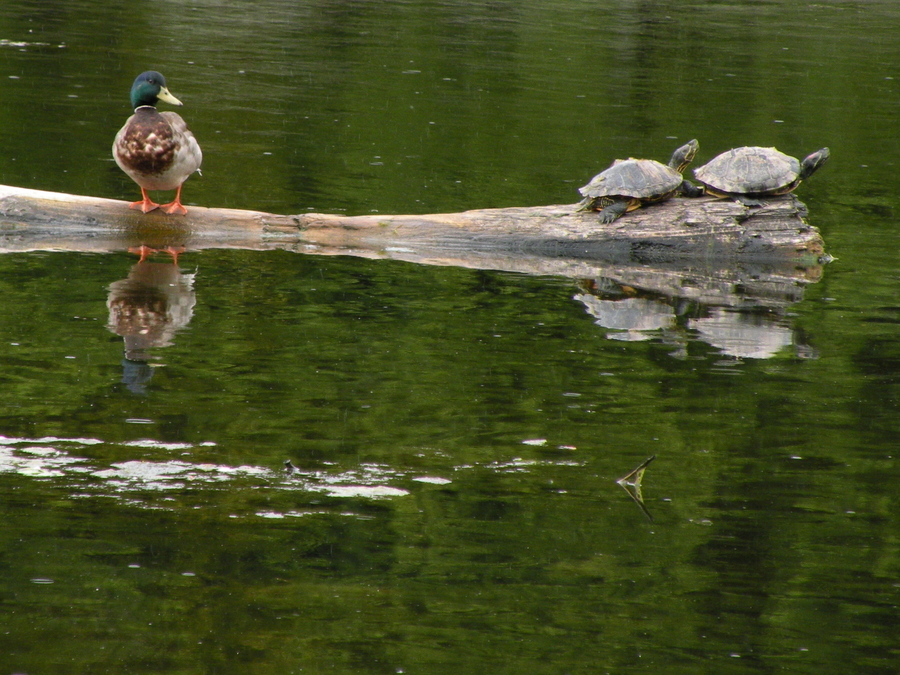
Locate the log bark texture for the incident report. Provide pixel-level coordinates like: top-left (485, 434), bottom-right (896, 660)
top-left (0, 184), bottom-right (827, 308)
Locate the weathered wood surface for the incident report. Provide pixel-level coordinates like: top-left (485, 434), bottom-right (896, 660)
top-left (0, 183), bottom-right (827, 308)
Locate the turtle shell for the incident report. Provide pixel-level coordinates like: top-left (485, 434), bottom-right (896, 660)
top-left (579, 158), bottom-right (683, 203)
top-left (693, 146), bottom-right (801, 196)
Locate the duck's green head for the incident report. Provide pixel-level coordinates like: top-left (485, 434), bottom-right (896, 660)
top-left (129, 71), bottom-right (183, 109)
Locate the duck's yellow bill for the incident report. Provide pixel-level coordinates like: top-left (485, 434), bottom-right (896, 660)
top-left (156, 86), bottom-right (183, 106)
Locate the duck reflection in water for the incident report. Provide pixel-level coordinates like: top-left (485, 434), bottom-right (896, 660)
top-left (107, 259), bottom-right (196, 394)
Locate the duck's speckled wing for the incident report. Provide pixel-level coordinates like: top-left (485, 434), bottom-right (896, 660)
top-left (113, 108), bottom-right (201, 192)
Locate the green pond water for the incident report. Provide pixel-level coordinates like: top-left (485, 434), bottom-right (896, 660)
top-left (2, 1), bottom-right (900, 673)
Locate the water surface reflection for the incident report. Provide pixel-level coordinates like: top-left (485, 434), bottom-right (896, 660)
top-left (2, 0), bottom-right (900, 672)
top-left (106, 259), bottom-right (196, 392)
top-left (574, 275), bottom-right (815, 360)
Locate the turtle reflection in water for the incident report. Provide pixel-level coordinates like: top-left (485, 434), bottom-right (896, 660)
top-left (693, 146), bottom-right (830, 207)
top-left (578, 139), bottom-right (703, 224)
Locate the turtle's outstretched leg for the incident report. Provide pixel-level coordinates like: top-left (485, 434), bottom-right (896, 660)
top-left (735, 195), bottom-right (765, 207)
top-left (598, 200), bottom-right (630, 224)
top-left (680, 180), bottom-right (704, 198)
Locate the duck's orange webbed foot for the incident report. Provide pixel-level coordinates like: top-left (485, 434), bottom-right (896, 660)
top-left (129, 188), bottom-right (160, 214)
top-left (160, 185), bottom-right (189, 215)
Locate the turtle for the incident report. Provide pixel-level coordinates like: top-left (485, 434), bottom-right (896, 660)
top-left (693, 146), bottom-right (830, 207)
top-left (578, 139), bottom-right (703, 224)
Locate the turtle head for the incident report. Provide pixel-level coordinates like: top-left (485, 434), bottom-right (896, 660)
top-left (129, 71), bottom-right (183, 109)
top-left (799, 147), bottom-right (830, 180)
top-left (668, 139), bottom-right (699, 173)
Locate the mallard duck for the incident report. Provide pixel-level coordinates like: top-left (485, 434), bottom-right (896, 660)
top-left (113, 71), bottom-right (202, 215)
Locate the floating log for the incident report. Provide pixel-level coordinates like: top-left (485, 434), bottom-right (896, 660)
top-left (0, 183), bottom-right (827, 308)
